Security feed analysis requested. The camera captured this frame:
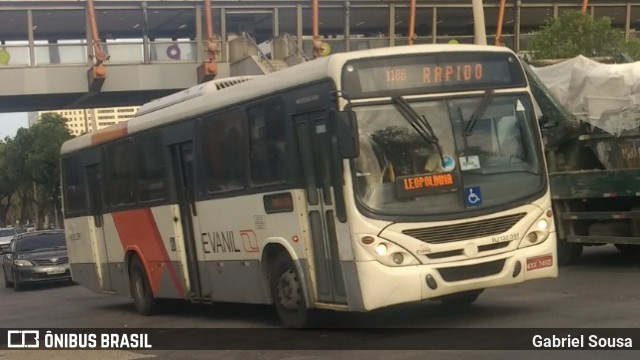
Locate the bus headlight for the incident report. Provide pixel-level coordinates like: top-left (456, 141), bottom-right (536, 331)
top-left (375, 243), bottom-right (388, 256)
top-left (518, 210), bottom-right (553, 249)
top-left (392, 252), bottom-right (404, 265)
top-left (358, 235), bottom-right (420, 267)
top-left (536, 219), bottom-right (549, 231)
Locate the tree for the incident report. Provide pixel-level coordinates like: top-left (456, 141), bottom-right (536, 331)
top-left (529, 11), bottom-right (640, 60)
top-left (3, 113), bottom-right (71, 228)
top-left (26, 114), bottom-right (73, 228)
top-left (4, 127), bottom-right (35, 225)
top-left (0, 142), bottom-right (15, 226)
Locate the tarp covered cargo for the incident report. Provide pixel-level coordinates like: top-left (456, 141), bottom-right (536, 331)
top-left (531, 55), bottom-right (640, 137)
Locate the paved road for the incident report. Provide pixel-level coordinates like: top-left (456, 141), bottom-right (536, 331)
top-left (1, 245), bottom-right (639, 359)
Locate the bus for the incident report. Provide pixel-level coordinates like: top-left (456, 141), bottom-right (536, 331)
top-left (60, 44), bottom-right (557, 328)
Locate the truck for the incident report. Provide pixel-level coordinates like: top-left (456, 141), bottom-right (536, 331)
top-left (525, 55), bottom-right (640, 265)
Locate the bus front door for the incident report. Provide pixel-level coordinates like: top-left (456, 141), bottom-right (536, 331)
top-left (295, 112), bottom-right (348, 305)
top-left (85, 163), bottom-right (114, 292)
top-left (169, 142), bottom-right (205, 299)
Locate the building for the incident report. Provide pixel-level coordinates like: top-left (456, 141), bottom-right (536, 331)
top-left (28, 106), bottom-right (139, 136)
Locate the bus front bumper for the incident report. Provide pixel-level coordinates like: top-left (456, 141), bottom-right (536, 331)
top-left (354, 233), bottom-right (557, 311)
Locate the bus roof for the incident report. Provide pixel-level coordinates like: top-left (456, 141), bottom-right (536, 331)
top-left (60, 44), bottom-right (515, 155)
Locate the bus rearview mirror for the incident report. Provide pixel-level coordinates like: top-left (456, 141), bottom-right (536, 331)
top-left (331, 110), bottom-right (360, 159)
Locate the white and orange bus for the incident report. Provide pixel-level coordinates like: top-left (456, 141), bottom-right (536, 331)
top-left (61, 44), bottom-right (557, 328)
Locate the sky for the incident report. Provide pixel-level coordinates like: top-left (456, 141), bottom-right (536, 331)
top-left (0, 112), bottom-right (29, 140)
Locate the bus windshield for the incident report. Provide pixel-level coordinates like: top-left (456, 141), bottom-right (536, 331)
top-left (353, 93), bottom-right (544, 217)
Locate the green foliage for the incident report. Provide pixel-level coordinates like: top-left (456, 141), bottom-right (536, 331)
top-left (1, 112), bottom-right (71, 226)
top-left (530, 11), bottom-right (632, 60)
top-left (0, 142), bottom-right (11, 196)
top-left (26, 113), bottom-right (73, 199)
top-left (621, 38), bottom-right (640, 61)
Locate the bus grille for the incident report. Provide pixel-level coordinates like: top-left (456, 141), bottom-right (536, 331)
top-left (402, 213), bottom-right (526, 244)
top-left (425, 242), bottom-right (510, 260)
top-left (438, 259), bottom-right (505, 282)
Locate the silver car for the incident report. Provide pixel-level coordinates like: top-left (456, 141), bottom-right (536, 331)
top-left (2, 230), bottom-right (71, 291)
top-left (0, 227), bottom-right (18, 251)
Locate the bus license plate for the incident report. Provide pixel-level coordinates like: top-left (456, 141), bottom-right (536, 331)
top-left (45, 267), bottom-right (66, 275)
top-left (526, 255), bottom-right (553, 271)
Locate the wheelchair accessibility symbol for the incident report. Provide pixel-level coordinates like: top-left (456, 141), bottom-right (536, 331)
top-left (464, 186), bottom-right (483, 207)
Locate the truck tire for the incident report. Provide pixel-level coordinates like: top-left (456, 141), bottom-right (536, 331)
top-left (614, 244), bottom-right (640, 256)
top-left (269, 251), bottom-right (314, 328)
top-left (557, 238), bottom-right (582, 266)
top-left (617, 207), bottom-right (640, 256)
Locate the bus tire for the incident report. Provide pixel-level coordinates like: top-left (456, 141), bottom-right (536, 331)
top-left (269, 252), bottom-right (312, 328)
top-left (557, 238), bottom-right (582, 266)
top-left (129, 256), bottom-right (159, 315)
top-left (439, 289), bottom-right (483, 307)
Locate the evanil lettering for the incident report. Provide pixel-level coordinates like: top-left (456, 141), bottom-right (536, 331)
top-left (423, 64), bottom-right (483, 84)
top-left (202, 231), bottom-right (241, 253)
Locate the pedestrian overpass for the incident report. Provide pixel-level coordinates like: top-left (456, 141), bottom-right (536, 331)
top-left (0, 30), bottom-right (305, 113)
top-left (0, 1), bottom-right (311, 113)
top-left (3, 0), bottom-right (628, 113)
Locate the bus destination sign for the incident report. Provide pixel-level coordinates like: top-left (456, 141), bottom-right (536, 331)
top-left (342, 52), bottom-right (526, 98)
top-left (395, 172), bottom-right (458, 199)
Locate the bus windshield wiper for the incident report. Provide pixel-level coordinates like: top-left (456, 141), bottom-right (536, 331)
top-left (391, 96), bottom-right (446, 169)
top-left (464, 89), bottom-right (495, 136)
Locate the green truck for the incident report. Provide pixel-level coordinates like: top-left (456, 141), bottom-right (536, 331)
top-left (525, 64), bottom-right (640, 265)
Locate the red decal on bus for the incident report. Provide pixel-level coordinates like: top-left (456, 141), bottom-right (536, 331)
top-left (239, 230), bottom-right (259, 253)
top-left (112, 209), bottom-right (186, 299)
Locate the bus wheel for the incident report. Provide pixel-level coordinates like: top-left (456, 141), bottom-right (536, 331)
top-left (129, 256), bottom-right (159, 315)
top-left (269, 252), bottom-right (312, 328)
top-left (439, 289), bottom-right (483, 307)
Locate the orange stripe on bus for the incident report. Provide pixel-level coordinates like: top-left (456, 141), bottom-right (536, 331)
top-left (90, 121), bottom-right (129, 145)
top-left (112, 208), bottom-right (186, 299)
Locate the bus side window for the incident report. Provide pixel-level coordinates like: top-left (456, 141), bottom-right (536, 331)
top-left (106, 139), bottom-right (137, 207)
top-left (63, 154), bottom-right (87, 217)
top-left (248, 99), bottom-right (288, 186)
top-left (137, 132), bottom-right (168, 202)
top-left (201, 109), bottom-right (247, 193)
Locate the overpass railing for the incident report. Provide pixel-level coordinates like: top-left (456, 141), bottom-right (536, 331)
top-left (0, 38), bottom-right (226, 67)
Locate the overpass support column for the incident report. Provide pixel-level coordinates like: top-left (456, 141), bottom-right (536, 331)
top-left (515, 0), bottom-right (521, 52)
top-left (297, 5), bottom-right (303, 53)
top-left (344, 1), bottom-right (350, 52)
top-left (142, 2), bottom-right (150, 64)
top-left (27, 10), bottom-right (35, 67)
top-left (389, 4), bottom-right (395, 47)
